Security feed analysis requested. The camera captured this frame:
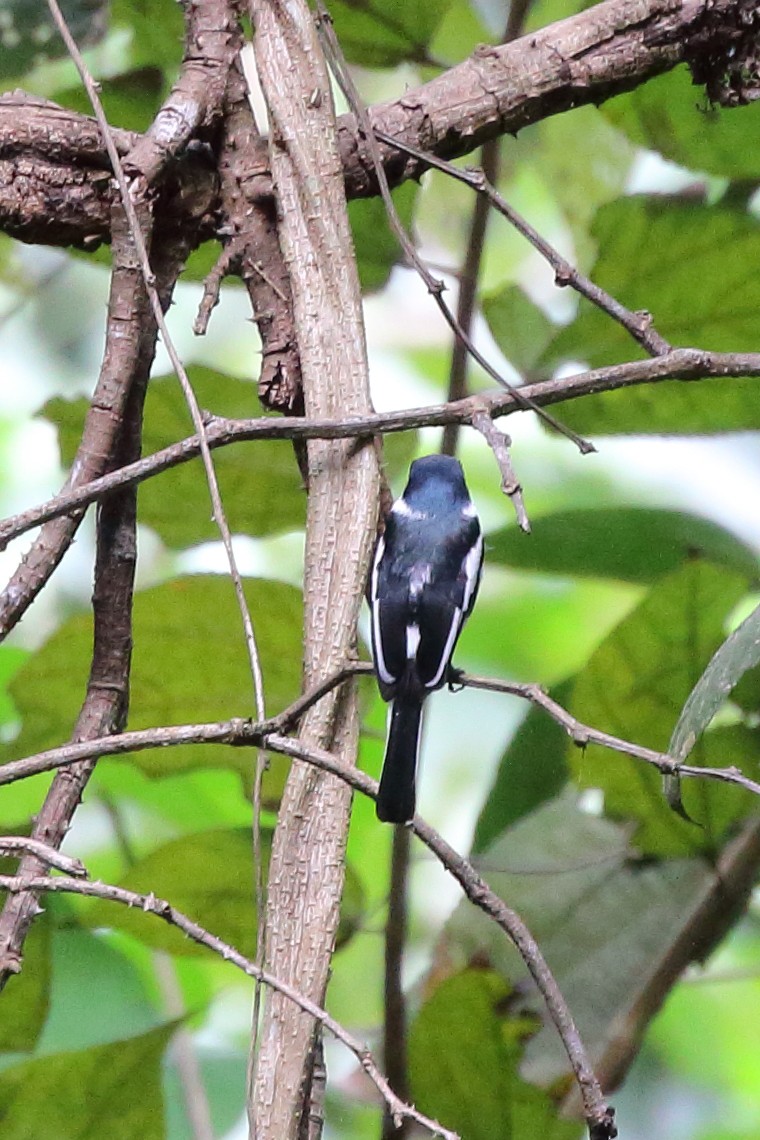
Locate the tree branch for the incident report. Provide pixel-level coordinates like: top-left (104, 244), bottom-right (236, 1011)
top-left (3, 347), bottom-right (760, 550)
top-left (0, 870), bottom-right (458, 1140)
top-left (2, 0), bottom-right (751, 246)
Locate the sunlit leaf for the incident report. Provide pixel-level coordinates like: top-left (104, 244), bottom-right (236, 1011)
top-left (44, 368), bottom-right (306, 549)
top-left (84, 828), bottom-right (262, 958)
top-left (1, 576), bottom-right (302, 797)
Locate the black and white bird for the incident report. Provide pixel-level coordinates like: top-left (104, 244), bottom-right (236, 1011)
top-left (370, 455), bottom-right (483, 823)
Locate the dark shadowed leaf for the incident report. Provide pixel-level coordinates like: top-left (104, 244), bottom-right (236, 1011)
top-left (0, 1022), bottom-right (173, 1140)
top-left (1, 576), bottom-right (302, 798)
top-left (44, 368), bottom-right (306, 549)
top-left (488, 508), bottom-right (759, 584)
top-left (670, 600), bottom-right (760, 761)
top-left (540, 200), bottom-right (760, 433)
top-left (603, 66), bottom-right (760, 179)
top-left (0, 0), bottom-right (108, 82)
top-left (444, 796), bottom-right (734, 1089)
top-left (483, 285), bottom-right (555, 374)
top-left (409, 969), bottom-right (581, 1140)
top-left (350, 182), bottom-right (419, 293)
top-left (326, 0), bottom-right (452, 67)
top-left (0, 918), bottom-right (50, 1052)
top-left (473, 681), bottom-right (572, 853)
top-left (570, 561), bottom-right (756, 855)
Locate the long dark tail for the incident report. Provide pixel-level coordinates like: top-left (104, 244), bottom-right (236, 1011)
top-left (376, 698), bottom-right (423, 823)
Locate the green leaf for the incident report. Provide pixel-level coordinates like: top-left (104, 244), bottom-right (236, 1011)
top-left (445, 796), bottom-right (726, 1088)
top-left (409, 969), bottom-right (581, 1140)
top-left (44, 368), bottom-right (306, 549)
top-left (482, 286), bottom-right (555, 374)
top-left (670, 599), bottom-right (760, 760)
top-left (488, 508), bottom-right (759, 584)
top-left (51, 67), bottom-right (165, 133)
top-left (570, 560), bottom-right (756, 855)
top-left (541, 199), bottom-right (760, 433)
top-left (603, 65), bottom-right (760, 179)
top-left (2, 576), bottom-right (302, 796)
top-left (326, 0), bottom-right (452, 67)
top-left (84, 829), bottom-right (261, 958)
top-left (111, 0), bottom-right (183, 72)
top-left (0, 1022), bottom-right (173, 1140)
top-left (38, 927), bottom-right (160, 1052)
top-left (473, 681), bottom-right (572, 854)
top-left (349, 182), bottom-right (419, 294)
top-left (0, 919), bottom-right (50, 1053)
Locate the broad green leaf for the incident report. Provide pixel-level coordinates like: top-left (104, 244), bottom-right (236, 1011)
top-left (488, 508), bottom-right (759, 584)
top-left (0, 0), bottom-right (108, 82)
top-left (44, 368), bottom-right (306, 548)
top-left (670, 599), bottom-right (760, 760)
top-left (0, 919), bottom-right (50, 1053)
top-left (541, 200), bottom-right (760, 433)
top-left (84, 828), bottom-right (261, 958)
top-left (473, 681), bottom-right (572, 854)
top-left (111, 0), bottom-right (183, 72)
top-left (1, 576), bottom-right (302, 795)
top-left (482, 286), bottom-right (555, 374)
top-left (0, 1022), bottom-right (172, 1140)
top-left (409, 969), bottom-right (580, 1140)
top-left (38, 927), bottom-right (160, 1052)
top-left (349, 182), bottom-right (419, 294)
top-left (51, 67), bottom-right (165, 133)
top-left (445, 796), bottom-right (728, 1088)
top-left (429, 0), bottom-right (491, 65)
top-left (603, 65), bottom-right (760, 179)
top-left (0, 646), bottom-right (28, 730)
top-left (570, 561), bottom-right (756, 855)
top-left (83, 828), bottom-right (364, 958)
top-left (326, 0), bottom-right (452, 67)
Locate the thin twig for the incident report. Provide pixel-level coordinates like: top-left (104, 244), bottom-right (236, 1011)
top-left (314, 1), bottom-right (594, 456)
top-left (5, 347), bottom-right (760, 550)
top-left (0, 871), bottom-right (458, 1140)
top-left (5, 662), bottom-right (760, 800)
top-left (0, 837), bottom-right (87, 876)
top-left (44, 0), bottom-right (268, 752)
top-left (470, 408), bottom-right (530, 532)
top-left (373, 129), bottom-right (670, 358)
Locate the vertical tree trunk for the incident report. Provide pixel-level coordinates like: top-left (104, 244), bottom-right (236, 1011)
top-left (247, 1), bottom-right (380, 1136)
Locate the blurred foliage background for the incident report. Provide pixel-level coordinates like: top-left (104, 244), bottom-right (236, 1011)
top-left (2, 0), bottom-right (760, 1138)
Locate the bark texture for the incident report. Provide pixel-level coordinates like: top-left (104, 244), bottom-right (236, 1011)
top-left (246, 1), bottom-right (380, 1137)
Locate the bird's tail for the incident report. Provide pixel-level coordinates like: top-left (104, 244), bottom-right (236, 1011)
top-left (376, 698), bottom-right (423, 824)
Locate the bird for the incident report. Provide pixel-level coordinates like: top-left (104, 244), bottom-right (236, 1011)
top-left (369, 455), bottom-right (483, 823)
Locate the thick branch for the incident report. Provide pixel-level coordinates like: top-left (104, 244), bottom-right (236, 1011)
top-left (1, 0), bottom-right (753, 245)
top-left (246, 0), bottom-right (380, 1136)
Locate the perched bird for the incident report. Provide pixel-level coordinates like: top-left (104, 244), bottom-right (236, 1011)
top-left (370, 455), bottom-right (483, 823)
